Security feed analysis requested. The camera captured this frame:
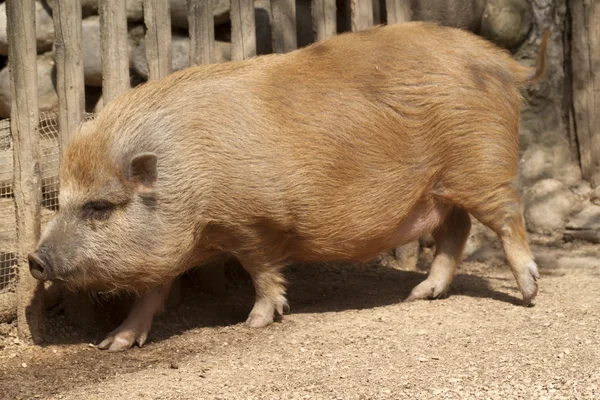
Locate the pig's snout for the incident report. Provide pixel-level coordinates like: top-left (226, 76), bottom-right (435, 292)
top-left (28, 251), bottom-right (54, 281)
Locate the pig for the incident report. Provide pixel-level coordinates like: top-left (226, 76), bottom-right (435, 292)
top-left (28, 21), bottom-right (549, 352)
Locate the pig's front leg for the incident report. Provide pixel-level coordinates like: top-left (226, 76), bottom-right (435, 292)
top-left (97, 280), bottom-right (173, 352)
top-left (240, 257), bottom-right (289, 328)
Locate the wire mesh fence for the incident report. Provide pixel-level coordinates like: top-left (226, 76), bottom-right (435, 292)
top-left (0, 112), bottom-right (97, 296)
top-left (39, 112), bottom-right (61, 230)
top-left (0, 119), bottom-right (17, 294)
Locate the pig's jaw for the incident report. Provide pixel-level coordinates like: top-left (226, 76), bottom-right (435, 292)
top-left (56, 263), bottom-right (175, 298)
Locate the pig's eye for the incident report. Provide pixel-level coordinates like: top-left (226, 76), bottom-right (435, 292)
top-left (82, 200), bottom-right (115, 222)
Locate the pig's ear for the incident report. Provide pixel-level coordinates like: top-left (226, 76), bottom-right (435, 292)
top-left (126, 152), bottom-right (157, 188)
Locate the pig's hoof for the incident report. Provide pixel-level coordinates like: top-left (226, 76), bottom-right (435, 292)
top-left (406, 279), bottom-right (449, 302)
top-left (245, 296), bottom-right (289, 328)
top-left (519, 261), bottom-right (539, 307)
top-left (97, 328), bottom-right (149, 352)
top-left (245, 300), bottom-right (275, 328)
top-left (245, 312), bottom-right (274, 328)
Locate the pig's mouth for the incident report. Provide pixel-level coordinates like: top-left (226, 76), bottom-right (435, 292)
top-left (28, 253), bottom-right (98, 289)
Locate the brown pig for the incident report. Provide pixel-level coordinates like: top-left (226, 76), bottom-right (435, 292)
top-left (28, 22), bottom-right (549, 352)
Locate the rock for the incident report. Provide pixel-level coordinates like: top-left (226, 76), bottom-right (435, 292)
top-left (520, 145), bottom-right (551, 183)
top-left (480, 0), bottom-right (532, 49)
top-left (80, 16), bottom-right (102, 87)
top-left (557, 163), bottom-right (583, 187)
top-left (52, 17), bottom-right (145, 88)
top-left (523, 179), bottom-right (582, 235)
top-left (571, 181), bottom-right (593, 203)
top-left (408, 0), bottom-right (487, 32)
top-left (131, 34), bottom-right (232, 80)
top-left (125, 0), bottom-right (144, 21)
top-left (519, 142), bottom-right (576, 187)
top-left (0, 51), bottom-right (59, 119)
top-left (404, 0), bottom-right (532, 49)
top-left (564, 204), bottom-right (600, 244)
top-left (0, 1), bottom-right (55, 56)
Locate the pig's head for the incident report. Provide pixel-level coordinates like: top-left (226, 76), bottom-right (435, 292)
top-left (28, 117), bottom-right (181, 294)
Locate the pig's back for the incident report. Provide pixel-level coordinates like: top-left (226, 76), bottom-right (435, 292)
top-left (103, 22), bottom-right (526, 261)
top-left (184, 22), bottom-right (523, 197)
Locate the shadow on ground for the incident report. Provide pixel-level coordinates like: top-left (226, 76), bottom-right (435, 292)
top-left (41, 259), bottom-right (522, 349)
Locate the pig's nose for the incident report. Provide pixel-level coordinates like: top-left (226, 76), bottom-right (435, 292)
top-left (28, 252), bottom-right (53, 281)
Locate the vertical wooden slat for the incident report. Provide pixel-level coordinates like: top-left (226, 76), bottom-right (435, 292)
top-left (385, 0), bottom-right (411, 25)
top-left (312, 0), bottom-right (336, 41)
top-left (230, 0), bottom-right (257, 61)
top-left (6, 0), bottom-right (45, 344)
top-left (99, 0), bottom-right (130, 103)
top-left (53, 0), bottom-right (85, 159)
top-left (350, 0), bottom-right (374, 31)
top-left (271, 0), bottom-right (297, 53)
top-left (144, 0), bottom-right (172, 80)
top-left (188, 0), bottom-right (216, 65)
top-left (571, 1), bottom-right (600, 187)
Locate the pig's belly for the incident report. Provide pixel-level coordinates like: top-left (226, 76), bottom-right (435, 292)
top-left (291, 199), bottom-right (451, 263)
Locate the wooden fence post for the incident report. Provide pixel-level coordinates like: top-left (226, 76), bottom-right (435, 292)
top-left (188, 0), bottom-right (216, 65)
top-left (144, 0), bottom-right (173, 80)
top-left (312, 0), bottom-right (336, 41)
top-left (571, 0), bottom-right (600, 187)
top-left (53, 0), bottom-right (98, 332)
top-left (53, 0), bottom-right (85, 158)
top-left (350, 0), bottom-right (373, 31)
top-left (271, 0), bottom-right (297, 53)
top-left (385, 0), bottom-right (411, 25)
top-left (6, 0), bottom-right (45, 344)
top-left (99, 0), bottom-right (130, 103)
top-left (230, 0), bottom-right (257, 61)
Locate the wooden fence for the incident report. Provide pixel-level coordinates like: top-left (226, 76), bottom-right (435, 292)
top-left (2, 0), bottom-right (411, 344)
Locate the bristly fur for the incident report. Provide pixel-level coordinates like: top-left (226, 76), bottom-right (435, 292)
top-left (38, 21), bottom-right (547, 321)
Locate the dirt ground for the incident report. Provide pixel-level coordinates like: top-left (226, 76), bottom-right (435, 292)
top-left (0, 238), bottom-right (598, 400)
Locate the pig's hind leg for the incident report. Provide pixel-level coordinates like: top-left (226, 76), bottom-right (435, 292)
top-left (406, 207), bottom-right (471, 301)
top-left (97, 280), bottom-right (173, 352)
top-left (464, 185), bottom-right (539, 305)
